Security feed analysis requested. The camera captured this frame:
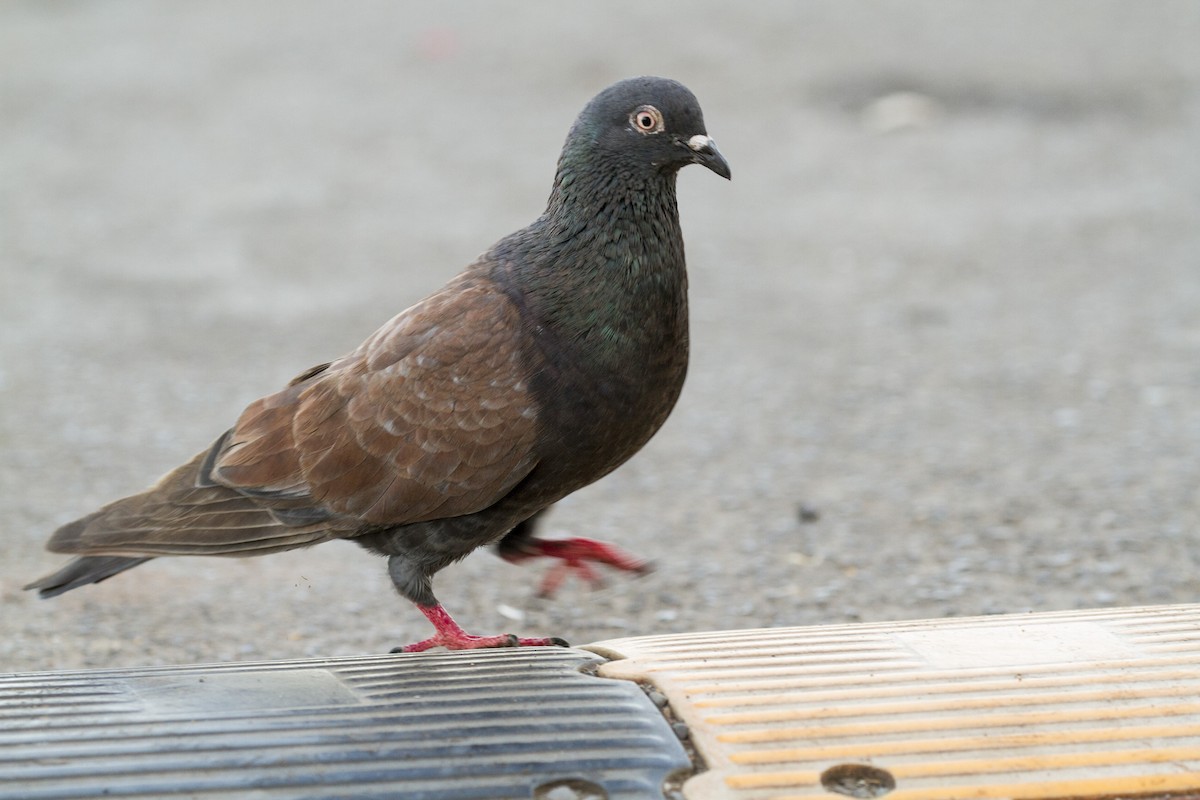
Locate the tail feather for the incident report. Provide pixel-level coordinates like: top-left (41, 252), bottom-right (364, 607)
top-left (44, 445), bottom-right (340, 557)
top-left (28, 438), bottom-right (345, 598)
top-left (24, 556), bottom-right (153, 598)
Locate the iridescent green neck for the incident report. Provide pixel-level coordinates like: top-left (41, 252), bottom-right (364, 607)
top-left (494, 148), bottom-right (688, 368)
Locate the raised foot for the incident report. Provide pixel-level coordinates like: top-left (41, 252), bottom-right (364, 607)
top-left (391, 603), bottom-right (570, 653)
top-left (503, 536), bottom-right (653, 598)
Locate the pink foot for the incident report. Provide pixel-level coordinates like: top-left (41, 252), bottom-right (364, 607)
top-left (502, 536), bottom-right (653, 598)
top-left (391, 603), bottom-right (569, 653)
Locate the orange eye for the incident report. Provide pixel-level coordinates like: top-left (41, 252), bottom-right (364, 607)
top-left (630, 105), bottom-right (664, 134)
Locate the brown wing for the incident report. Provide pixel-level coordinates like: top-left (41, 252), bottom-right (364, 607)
top-left (42, 272), bottom-right (541, 559)
top-left (212, 273), bottom-right (541, 528)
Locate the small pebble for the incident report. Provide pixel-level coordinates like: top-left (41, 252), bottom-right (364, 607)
top-left (496, 603), bottom-right (525, 622)
top-left (861, 90), bottom-right (942, 132)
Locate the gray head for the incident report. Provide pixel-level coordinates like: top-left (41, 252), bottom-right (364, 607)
top-left (562, 76), bottom-right (731, 181)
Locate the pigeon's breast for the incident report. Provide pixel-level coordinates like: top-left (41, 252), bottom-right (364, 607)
top-left (486, 204), bottom-right (690, 494)
top-left (518, 291), bottom-right (688, 491)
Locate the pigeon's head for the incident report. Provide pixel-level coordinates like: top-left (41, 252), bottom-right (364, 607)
top-left (565, 76), bottom-right (731, 181)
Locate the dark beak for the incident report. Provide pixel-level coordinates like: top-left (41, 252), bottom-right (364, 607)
top-left (687, 134), bottom-right (731, 180)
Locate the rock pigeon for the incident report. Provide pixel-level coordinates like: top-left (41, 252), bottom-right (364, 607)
top-left (26, 76), bottom-right (730, 652)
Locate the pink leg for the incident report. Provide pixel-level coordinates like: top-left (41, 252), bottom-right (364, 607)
top-left (502, 537), bottom-right (653, 598)
top-left (392, 603), bottom-right (568, 653)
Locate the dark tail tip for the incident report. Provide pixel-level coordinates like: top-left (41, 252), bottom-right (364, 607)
top-left (24, 556), bottom-right (153, 598)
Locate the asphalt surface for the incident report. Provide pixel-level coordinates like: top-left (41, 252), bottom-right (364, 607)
top-left (3, 1), bottom-right (1199, 672)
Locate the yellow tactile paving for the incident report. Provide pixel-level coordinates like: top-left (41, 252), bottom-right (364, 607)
top-left (587, 605), bottom-right (1200, 800)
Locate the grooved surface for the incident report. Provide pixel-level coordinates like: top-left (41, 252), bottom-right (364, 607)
top-left (589, 605), bottom-right (1200, 800)
top-left (0, 647), bottom-right (690, 799)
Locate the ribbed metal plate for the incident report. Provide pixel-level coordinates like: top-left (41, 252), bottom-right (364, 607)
top-left (0, 647), bottom-right (691, 799)
top-left (589, 605), bottom-right (1200, 800)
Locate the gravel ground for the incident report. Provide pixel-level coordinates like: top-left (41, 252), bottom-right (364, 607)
top-left (3, 1), bottom-right (1199, 673)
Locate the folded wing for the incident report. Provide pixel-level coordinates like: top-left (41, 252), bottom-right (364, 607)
top-left (45, 274), bottom-right (541, 558)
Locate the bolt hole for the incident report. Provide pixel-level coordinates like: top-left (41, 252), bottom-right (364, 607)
top-left (820, 763), bottom-right (896, 797)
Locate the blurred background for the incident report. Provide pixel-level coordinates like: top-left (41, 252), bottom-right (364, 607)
top-left (3, 1), bottom-right (1198, 671)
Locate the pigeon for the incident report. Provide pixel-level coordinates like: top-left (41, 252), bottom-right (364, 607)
top-left (26, 76), bottom-right (730, 652)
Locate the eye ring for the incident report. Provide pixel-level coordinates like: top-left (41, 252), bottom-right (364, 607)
top-left (630, 105), bottom-right (665, 134)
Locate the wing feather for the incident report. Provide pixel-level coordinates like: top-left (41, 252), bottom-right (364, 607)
top-left (44, 270), bottom-right (542, 558)
top-left (212, 273), bottom-right (541, 528)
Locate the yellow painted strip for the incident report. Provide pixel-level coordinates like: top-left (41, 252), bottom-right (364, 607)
top-left (730, 720), bottom-right (1200, 764)
top-left (613, 608), bottom-right (1200, 655)
top-left (904, 745), bottom-right (1200, 779)
top-left (1145, 642), bottom-right (1200, 654)
top-left (694, 666), bottom-right (1200, 709)
top-left (678, 654), bottom-right (1200, 695)
top-left (724, 753), bottom-right (1200, 796)
top-left (598, 657), bottom-right (919, 684)
top-left (727, 746), bottom-right (1200, 788)
top-left (718, 701), bottom-right (1200, 743)
top-left (649, 652), bottom-right (917, 672)
top-left (770, 772), bottom-right (1200, 800)
top-left (1122, 618), bottom-right (1200, 629)
top-left (1123, 628), bottom-right (1200, 640)
top-left (726, 770), bottom-right (820, 789)
top-left (601, 630), bottom-right (896, 651)
top-left (619, 639), bottom-right (899, 657)
top-left (705, 681), bottom-right (1200, 725)
top-left (640, 656), bottom-right (917, 676)
top-left (664, 659), bottom-right (922, 682)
